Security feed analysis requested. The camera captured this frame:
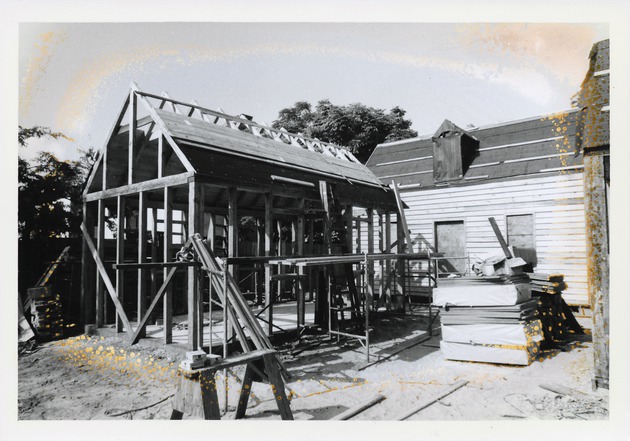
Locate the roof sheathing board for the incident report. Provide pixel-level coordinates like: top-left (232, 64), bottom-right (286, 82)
top-left (156, 108), bottom-right (384, 188)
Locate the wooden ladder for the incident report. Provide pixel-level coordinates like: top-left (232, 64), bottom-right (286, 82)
top-left (319, 181), bottom-right (363, 336)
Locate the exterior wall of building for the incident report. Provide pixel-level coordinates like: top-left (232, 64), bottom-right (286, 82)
top-left (395, 172), bottom-right (588, 305)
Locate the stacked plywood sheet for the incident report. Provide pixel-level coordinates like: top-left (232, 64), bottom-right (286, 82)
top-left (434, 275), bottom-right (544, 366)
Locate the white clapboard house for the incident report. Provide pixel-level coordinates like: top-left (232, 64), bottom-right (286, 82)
top-left (366, 111), bottom-right (588, 308)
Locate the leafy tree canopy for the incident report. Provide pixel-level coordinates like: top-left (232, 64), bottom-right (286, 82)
top-left (272, 100), bottom-right (418, 163)
top-left (18, 126), bottom-right (95, 240)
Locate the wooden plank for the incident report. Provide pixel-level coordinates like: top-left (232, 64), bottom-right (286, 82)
top-left (95, 199), bottom-right (105, 327)
top-left (131, 84), bottom-right (196, 174)
top-left (583, 154), bottom-right (609, 389)
top-left (115, 195), bottom-right (126, 333)
top-left (264, 193), bottom-right (273, 336)
top-left (128, 91), bottom-right (137, 184)
top-left (396, 380), bottom-right (469, 421)
top-left (331, 394), bottom-right (386, 420)
top-left (163, 186), bottom-right (173, 343)
top-left (187, 181), bottom-right (202, 349)
top-left (84, 172), bottom-right (194, 202)
top-left (80, 203), bottom-right (95, 326)
top-left (296, 198), bottom-right (306, 330)
top-left (81, 223), bottom-right (134, 339)
top-left (262, 354), bottom-right (293, 420)
top-left (83, 90), bottom-right (131, 196)
top-left (357, 334), bottom-right (431, 371)
top-left (136, 191), bottom-right (147, 339)
top-left (392, 181), bottom-right (412, 251)
top-left (130, 267), bottom-right (178, 345)
top-left (488, 217), bottom-right (512, 258)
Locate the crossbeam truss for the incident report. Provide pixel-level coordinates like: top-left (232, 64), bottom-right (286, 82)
top-left (136, 88), bottom-right (360, 163)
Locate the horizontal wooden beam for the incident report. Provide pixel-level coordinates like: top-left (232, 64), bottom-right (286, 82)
top-left (113, 261), bottom-right (200, 270)
top-left (84, 172), bottom-right (194, 202)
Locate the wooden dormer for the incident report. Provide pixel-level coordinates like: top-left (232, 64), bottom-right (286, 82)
top-left (432, 119), bottom-right (479, 183)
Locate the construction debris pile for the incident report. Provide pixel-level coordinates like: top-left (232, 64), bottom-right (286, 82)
top-left (528, 273), bottom-right (584, 344)
top-left (433, 274), bottom-right (544, 366)
top-left (27, 286), bottom-right (64, 341)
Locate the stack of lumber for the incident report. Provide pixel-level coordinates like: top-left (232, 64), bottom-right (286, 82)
top-left (433, 275), bottom-right (544, 366)
top-left (529, 273), bottom-right (567, 294)
top-left (27, 286), bottom-right (64, 341)
top-left (527, 273), bottom-right (584, 342)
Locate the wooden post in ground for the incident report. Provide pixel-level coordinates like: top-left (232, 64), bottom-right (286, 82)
top-left (227, 186), bottom-right (238, 345)
top-left (95, 199), bottom-right (105, 327)
top-left (187, 181), bottom-right (204, 349)
top-left (366, 208), bottom-right (375, 312)
top-left (296, 198), bottom-right (305, 332)
top-left (163, 186), bottom-right (173, 344)
top-left (584, 153), bottom-right (609, 390)
top-left (396, 212), bottom-right (406, 297)
top-left (115, 195), bottom-right (126, 333)
top-left (385, 212), bottom-right (392, 308)
top-left (264, 193), bottom-right (273, 336)
top-left (81, 202), bottom-right (96, 330)
top-left (137, 191), bottom-right (147, 339)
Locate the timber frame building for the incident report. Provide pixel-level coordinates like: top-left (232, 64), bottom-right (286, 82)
top-left (81, 83), bottom-right (408, 351)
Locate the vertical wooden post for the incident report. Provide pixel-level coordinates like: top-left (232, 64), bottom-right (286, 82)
top-left (355, 218), bottom-right (361, 254)
top-left (150, 207), bottom-right (159, 322)
top-left (137, 191), bottom-right (147, 339)
top-left (227, 187), bottom-right (237, 344)
top-left (128, 91), bottom-right (137, 185)
top-left (264, 193), bottom-right (273, 336)
top-left (366, 208), bottom-right (375, 312)
top-left (157, 134), bottom-right (164, 179)
top-left (396, 213), bottom-right (406, 296)
top-left (584, 154), bottom-right (610, 389)
top-left (115, 195), bottom-right (126, 333)
top-left (81, 202), bottom-right (96, 329)
top-left (163, 186), bottom-right (173, 344)
top-left (344, 206), bottom-right (354, 251)
top-left (296, 198), bottom-right (305, 331)
top-left (188, 181), bottom-right (204, 349)
top-left (385, 212), bottom-right (392, 308)
top-left (256, 218), bottom-right (264, 304)
top-left (95, 199), bottom-right (105, 327)
top-left (276, 219), bottom-right (283, 301)
top-left (307, 217), bottom-right (315, 302)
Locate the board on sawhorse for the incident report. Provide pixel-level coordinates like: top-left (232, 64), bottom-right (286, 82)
top-left (170, 348), bottom-right (293, 420)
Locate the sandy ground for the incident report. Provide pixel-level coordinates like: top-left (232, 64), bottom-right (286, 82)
top-left (16, 312), bottom-right (609, 425)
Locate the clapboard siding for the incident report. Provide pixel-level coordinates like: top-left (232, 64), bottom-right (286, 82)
top-left (355, 174), bottom-right (588, 305)
top-left (397, 173), bottom-right (588, 305)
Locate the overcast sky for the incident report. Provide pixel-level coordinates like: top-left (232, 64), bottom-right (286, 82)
top-left (17, 19), bottom-right (609, 162)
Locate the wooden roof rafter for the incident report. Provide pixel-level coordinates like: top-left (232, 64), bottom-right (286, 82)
top-left (133, 88), bottom-right (363, 165)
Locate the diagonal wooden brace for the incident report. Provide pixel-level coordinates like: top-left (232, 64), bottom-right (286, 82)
top-left (81, 223), bottom-right (134, 340)
top-left (130, 266), bottom-right (178, 345)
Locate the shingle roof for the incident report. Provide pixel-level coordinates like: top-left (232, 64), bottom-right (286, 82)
top-left (367, 110), bottom-right (583, 188)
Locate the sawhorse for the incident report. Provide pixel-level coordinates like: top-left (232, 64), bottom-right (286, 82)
top-left (171, 348), bottom-right (293, 420)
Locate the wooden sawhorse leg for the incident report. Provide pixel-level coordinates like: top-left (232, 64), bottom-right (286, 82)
top-left (170, 370), bottom-right (221, 420)
top-left (235, 355), bottom-right (293, 420)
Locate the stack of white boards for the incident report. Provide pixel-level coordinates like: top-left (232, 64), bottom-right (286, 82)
top-left (433, 275), bottom-right (544, 366)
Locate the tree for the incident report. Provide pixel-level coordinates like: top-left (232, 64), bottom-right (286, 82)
top-left (272, 100), bottom-right (417, 163)
top-left (18, 126), bottom-right (96, 240)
